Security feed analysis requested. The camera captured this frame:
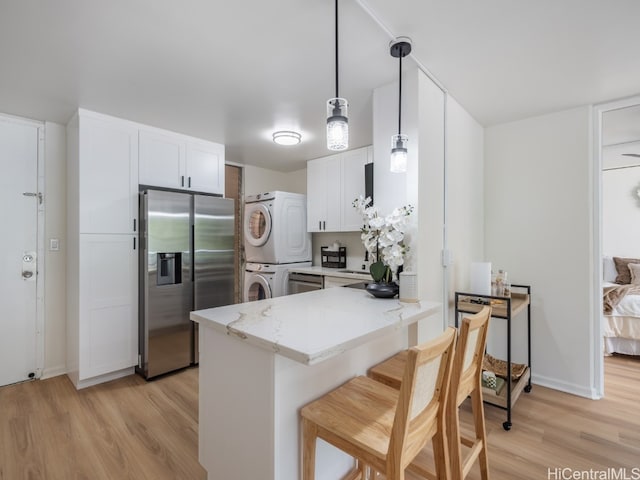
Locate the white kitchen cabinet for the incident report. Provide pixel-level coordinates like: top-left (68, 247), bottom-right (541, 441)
top-left (307, 153), bottom-right (341, 232)
top-left (139, 128), bottom-right (225, 195)
top-left (66, 109), bottom-right (139, 389)
top-left (77, 234), bottom-right (138, 382)
top-left (307, 146), bottom-right (371, 232)
top-left (139, 130), bottom-right (185, 190)
top-left (323, 276), bottom-right (361, 288)
top-left (185, 141), bottom-right (225, 194)
top-left (77, 113), bottom-right (138, 234)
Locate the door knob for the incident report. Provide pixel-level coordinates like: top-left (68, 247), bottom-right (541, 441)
top-left (22, 271), bottom-right (33, 279)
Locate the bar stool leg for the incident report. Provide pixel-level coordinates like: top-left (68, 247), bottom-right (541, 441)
top-left (302, 417), bottom-right (317, 480)
top-left (447, 397), bottom-right (463, 480)
top-left (471, 388), bottom-right (490, 480)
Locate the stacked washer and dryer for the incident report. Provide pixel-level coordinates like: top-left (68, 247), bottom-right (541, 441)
top-left (243, 191), bottom-right (312, 302)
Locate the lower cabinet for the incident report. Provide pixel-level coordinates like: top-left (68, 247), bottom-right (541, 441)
top-left (323, 276), bottom-right (361, 289)
top-left (67, 234), bottom-right (138, 388)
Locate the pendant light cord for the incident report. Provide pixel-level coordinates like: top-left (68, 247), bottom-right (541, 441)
top-left (398, 53), bottom-right (402, 135)
top-left (335, 0), bottom-right (339, 100)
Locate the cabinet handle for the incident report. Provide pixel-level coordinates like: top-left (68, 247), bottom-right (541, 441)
top-left (133, 219), bottom-right (136, 232)
top-left (318, 221), bottom-right (321, 230)
top-left (322, 221), bottom-right (326, 230)
top-left (133, 237), bottom-right (136, 250)
top-left (181, 175), bottom-right (185, 187)
top-left (188, 176), bottom-right (192, 188)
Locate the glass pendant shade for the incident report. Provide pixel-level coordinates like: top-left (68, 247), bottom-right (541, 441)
top-left (390, 134), bottom-right (408, 173)
top-left (326, 98), bottom-right (348, 151)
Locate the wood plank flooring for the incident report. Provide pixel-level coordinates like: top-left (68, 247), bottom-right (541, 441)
top-left (0, 355), bottom-right (638, 480)
top-left (0, 368), bottom-right (205, 480)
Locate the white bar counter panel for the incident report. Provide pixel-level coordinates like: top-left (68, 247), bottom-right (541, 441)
top-left (191, 287), bottom-right (441, 480)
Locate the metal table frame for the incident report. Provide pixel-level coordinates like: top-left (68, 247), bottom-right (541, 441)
top-left (454, 284), bottom-right (532, 430)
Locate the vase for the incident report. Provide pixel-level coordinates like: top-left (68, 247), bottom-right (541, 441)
top-left (365, 281), bottom-right (400, 299)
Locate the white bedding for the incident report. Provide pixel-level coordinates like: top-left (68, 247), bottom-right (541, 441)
top-left (603, 281), bottom-right (640, 355)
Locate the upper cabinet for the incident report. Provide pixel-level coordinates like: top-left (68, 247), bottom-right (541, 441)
top-left (138, 130), bottom-right (184, 190)
top-left (307, 153), bottom-right (341, 232)
top-left (307, 146), bottom-right (372, 232)
top-left (71, 111), bottom-right (139, 235)
top-left (139, 129), bottom-right (225, 195)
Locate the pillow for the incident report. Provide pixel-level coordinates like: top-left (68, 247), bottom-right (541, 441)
top-left (603, 256), bottom-right (618, 283)
top-left (629, 263), bottom-right (640, 286)
top-left (613, 257), bottom-right (640, 284)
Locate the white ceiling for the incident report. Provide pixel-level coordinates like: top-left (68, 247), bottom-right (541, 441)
top-left (1, 0), bottom-right (640, 172)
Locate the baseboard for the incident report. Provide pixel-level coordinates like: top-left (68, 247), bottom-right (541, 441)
top-left (74, 367), bottom-right (135, 390)
top-left (532, 372), bottom-right (598, 399)
top-left (40, 365), bottom-right (67, 380)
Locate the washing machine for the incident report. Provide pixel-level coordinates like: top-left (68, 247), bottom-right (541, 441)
top-left (244, 262), bottom-right (312, 302)
top-left (244, 191), bottom-right (311, 264)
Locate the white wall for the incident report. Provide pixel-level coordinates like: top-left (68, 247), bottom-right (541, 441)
top-left (484, 106), bottom-right (593, 397)
top-left (603, 166), bottom-right (640, 258)
top-left (373, 68), bottom-right (445, 316)
top-left (311, 231), bottom-right (368, 271)
top-left (243, 165), bottom-right (306, 196)
top-left (43, 122), bottom-right (67, 378)
top-left (373, 68), bottom-right (483, 337)
top-left (445, 96), bottom-right (485, 318)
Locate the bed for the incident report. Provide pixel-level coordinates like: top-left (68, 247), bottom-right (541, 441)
top-left (603, 256), bottom-right (640, 355)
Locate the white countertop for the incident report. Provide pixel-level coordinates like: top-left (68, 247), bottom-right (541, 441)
top-left (287, 265), bottom-right (371, 280)
top-left (191, 288), bottom-right (441, 365)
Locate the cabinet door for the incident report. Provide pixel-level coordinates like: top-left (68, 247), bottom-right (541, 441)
top-left (323, 276), bottom-right (361, 288)
top-left (139, 130), bottom-right (186, 189)
top-left (340, 146), bottom-right (370, 231)
top-left (79, 115), bottom-right (138, 234)
top-left (186, 141), bottom-right (225, 194)
top-left (307, 154), bottom-right (341, 232)
top-left (78, 234), bottom-right (138, 380)
top-left (306, 157), bottom-right (327, 232)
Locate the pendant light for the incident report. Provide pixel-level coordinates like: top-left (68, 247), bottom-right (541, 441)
top-left (326, 0), bottom-right (348, 151)
top-left (389, 37), bottom-right (412, 173)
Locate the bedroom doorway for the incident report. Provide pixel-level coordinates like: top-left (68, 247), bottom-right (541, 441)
top-left (594, 96), bottom-right (640, 396)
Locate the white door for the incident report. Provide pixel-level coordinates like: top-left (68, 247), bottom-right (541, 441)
top-left (0, 117), bottom-right (39, 386)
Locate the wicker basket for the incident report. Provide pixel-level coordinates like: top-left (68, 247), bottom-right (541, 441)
top-left (482, 353), bottom-right (526, 381)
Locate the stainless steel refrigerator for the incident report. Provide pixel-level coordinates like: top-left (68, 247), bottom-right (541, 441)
top-left (138, 189), bottom-right (235, 379)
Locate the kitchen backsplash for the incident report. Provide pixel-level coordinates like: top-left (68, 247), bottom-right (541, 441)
top-left (311, 231), bottom-right (369, 273)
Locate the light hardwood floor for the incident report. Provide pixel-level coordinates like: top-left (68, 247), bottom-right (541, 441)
top-left (0, 368), bottom-right (205, 480)
top-left (1, 355), bottom-right (639, 480)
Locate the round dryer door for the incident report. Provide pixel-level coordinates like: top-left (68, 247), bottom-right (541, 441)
top-left (244, 203), bottom-right (272, 247)
top-left (245, 274), bottom-right (272, 302)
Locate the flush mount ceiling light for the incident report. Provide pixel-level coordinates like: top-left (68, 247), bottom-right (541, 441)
top-left (389, 37), bottom-right (412, 173)
top-left (272, 130), bottom-right (302, 146)
top-left (326, 0), bottom-right (348, 151)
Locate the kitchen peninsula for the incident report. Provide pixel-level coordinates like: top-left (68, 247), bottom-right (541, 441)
top-left (191, 287), bottom-right (441, 480)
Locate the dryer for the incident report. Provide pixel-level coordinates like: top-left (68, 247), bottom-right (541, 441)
top-left (244, 262), bottom-right (312, 302)
top-left (244, 191), bottom-right (311, 264)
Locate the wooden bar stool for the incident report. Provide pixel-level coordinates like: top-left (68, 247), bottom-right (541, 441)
top-left (300, 327), bottom-right (457, 480)
top-left (368, 306), bottom-right (492, 480)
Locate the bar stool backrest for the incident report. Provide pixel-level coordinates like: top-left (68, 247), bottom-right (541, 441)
top-left (388, 326), bottom-right (457, 476)
top-left (453, 306), bottom-right (491, 407)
